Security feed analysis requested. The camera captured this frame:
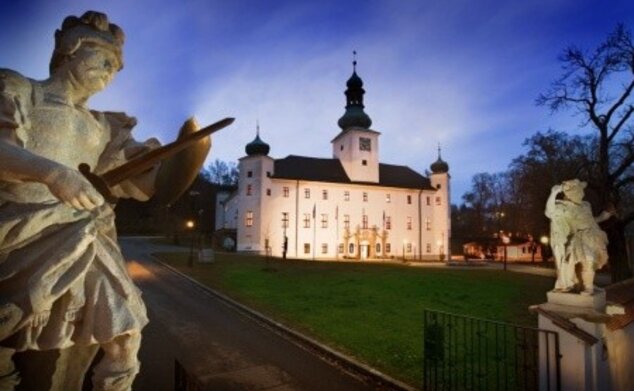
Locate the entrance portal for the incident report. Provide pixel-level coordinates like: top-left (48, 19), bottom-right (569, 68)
top-left (360, 242), bottom-right (369, 259)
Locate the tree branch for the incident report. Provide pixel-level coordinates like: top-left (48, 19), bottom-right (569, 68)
top-left (609, 104), bottom-right (634, 142)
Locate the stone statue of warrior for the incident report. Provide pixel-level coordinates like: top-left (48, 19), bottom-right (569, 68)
top-left (0, 11), bottom-right (214, 391)
top-left (545, 179), bottom-right (612, 295)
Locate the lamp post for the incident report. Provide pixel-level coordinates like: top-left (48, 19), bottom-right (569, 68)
top-left (501, 234), bottom-right (510, 271)
top-left (540, 235), bottom-right (549, 263)
top-left (186, 220), bottom-right (195, 267)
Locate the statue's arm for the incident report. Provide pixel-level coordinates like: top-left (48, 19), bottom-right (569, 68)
top-left (545, 184), bottom-right (563, 219)
top-left (0, 70), bottom-right (103, 210)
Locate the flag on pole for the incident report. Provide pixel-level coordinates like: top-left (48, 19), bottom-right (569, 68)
top-left (336, 205), bottom-right (339, 220)
top-left (382, 210), bottom-right (386, 229)
top-left (312, 203), bottom-right (316, 219)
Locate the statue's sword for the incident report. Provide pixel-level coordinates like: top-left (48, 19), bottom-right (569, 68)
top-left (79, 117), bottom-right (234, 203)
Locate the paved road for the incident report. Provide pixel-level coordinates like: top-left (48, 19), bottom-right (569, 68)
top-left (122, 238), bottom-right (370, 391)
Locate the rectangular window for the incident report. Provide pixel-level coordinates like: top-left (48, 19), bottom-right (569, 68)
top-left (362, 215), bottom-right (368, 229)
top-left (407, 243), bottom-right (412, 253)
top-left (304, 243), bottom-right (310, 254)
top-left (247, 170), bottom-right (253, 178)
top-left (426, 196), bottom-right (431, 206)
top-left (321, 243), bottom-right (328, 254)
top-left (362, 159), bottom-right (367, 166)
top-left (338, 243), bottom-right (344, 253)
top-left (303, 213), bottom-right (311, 228)
top-left (321, 214), bottom-right (328, 228)
top-left (266, 188), bottom-right (271, 196)
top-left (426, 243), bottom-right (432, 253)
top-left (266, 171), bottom-right (271, 177)
top-left (283, 187), bottom-right (289, 197)
top-left (363, 192), bottom-right (368, 202)
top-left (246, 184), bottom-right (252, 196)
top-left (407, 216), bottom-right (412, 230)
top-left (386, 243), bottom-right (391, 253)
top-left (344, 214), bottom-right (350, 229)
top-left (386, 194), bottom-right (391, 203)
top-left (407, 195), bottom-right (412, 204)
top-left (436, 196), bottom-right (441, 205)
top-left (344, 191), bottom-right (350, 201)
top-left (304, 188), bottom-right (310, 199)
top-left (322, 190), bottom-right (328, 200)
top-left (245, 211), bottom-right (253, 227)
top-left (385, 216), bottom-right (392, 230)
top-left (426, 218), bottom-right (431, 231)
top-left (282, 212), bottom-right (289, 228)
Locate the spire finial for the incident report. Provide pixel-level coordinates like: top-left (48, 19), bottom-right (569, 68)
top-left (437, 143), bottom-right (442, 158)
top-left (256, 120), bottom-right (260, 136)
top-left (352, 50), bottom-right (357, 71)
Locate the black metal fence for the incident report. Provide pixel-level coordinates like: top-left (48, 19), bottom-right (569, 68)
top-left (175, 360), bottom-right (204, 391)
top-left (422, 309), bottom-right (561, 391)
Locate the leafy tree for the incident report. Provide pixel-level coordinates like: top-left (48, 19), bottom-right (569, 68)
top-left (202, 159), bottom-right (239, 186)
top-left (537, 24), bottom-right (634, 281)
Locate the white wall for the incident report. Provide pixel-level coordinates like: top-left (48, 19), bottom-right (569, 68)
top-left (236, 172), bottom-right (450, 260)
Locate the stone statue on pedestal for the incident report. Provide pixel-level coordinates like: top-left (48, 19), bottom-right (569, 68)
top-left (545, 179), bottom-right (611, 295)
top-left (0, 11), bottom-right (212, 391)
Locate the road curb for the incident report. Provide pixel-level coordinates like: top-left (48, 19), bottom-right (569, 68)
top-left (148, 257), bottom-right (418, 391)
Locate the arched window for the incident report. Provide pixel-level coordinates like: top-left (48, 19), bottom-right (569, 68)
top-left (376, 243), bottom-right (381, 253)
top-left (349, 243), bottom-right (355, 254)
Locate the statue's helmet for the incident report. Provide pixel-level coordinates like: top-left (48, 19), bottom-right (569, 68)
top-left (562, 179), bottom-right (587, 194)
top-left (49, 11), bottom-right (124, 75)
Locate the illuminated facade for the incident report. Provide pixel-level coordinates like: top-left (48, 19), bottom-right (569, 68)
top-left (220, 63), bottom-right (450, 260)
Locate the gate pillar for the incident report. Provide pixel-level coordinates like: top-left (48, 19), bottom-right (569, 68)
top-left (532, 291), bottom-right (610, 391)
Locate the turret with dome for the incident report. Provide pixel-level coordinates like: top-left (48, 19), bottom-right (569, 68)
top-left (245, 124), bottom-right (270, 156)
top-left (430, 146), bottom-right (449, 174)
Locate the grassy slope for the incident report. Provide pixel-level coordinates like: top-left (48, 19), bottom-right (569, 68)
top-left (155, 253), bottom-right (552, 385)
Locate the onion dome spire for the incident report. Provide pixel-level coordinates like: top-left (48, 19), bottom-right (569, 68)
top-left (245, 121), bottom-right (270, 156)
top-left (337, 51), bottom-right (372, 130)
top-left (430, 144), bottom-right (449, 173)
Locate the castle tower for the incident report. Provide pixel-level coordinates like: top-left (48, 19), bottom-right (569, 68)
top-left (236, 125), bottom-right (274, 253)
top-left (331, 54), bottom-right (380, 183)
top-left (429, 145), bottom-right (451, 260)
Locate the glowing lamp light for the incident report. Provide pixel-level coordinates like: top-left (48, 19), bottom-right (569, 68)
top-left (186, 220), bottom-right (195, 229)
top-left (540, 236), bottom-right (549, 245)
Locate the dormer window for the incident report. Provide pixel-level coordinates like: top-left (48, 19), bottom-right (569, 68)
top-left (359, 137), bottom-right (371, 151)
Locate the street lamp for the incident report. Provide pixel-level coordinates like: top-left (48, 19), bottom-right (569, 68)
top-left (186, 219), bottom-right (196, 267)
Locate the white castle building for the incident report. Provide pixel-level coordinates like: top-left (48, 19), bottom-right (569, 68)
top-left (219, 62), bottom-right (451, 261)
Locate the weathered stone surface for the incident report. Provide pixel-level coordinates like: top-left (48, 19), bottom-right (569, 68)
top-left (0, 10), bottom-right (211, 391)
top-left (545, 179), bottom-right (610, 294)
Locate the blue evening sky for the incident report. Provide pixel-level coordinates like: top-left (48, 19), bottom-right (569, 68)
top-left (1, 0), bottom-right (632, 201)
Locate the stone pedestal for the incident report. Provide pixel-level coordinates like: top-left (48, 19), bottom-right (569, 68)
top-left (536, 291), bottom-right (611, 391)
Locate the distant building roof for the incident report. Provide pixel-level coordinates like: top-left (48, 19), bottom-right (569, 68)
top-left (606, 278), bottom-right (634, 331)
top-left (271, 155), bottom-right (435, 190)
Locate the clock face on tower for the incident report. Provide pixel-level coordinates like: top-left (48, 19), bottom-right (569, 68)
top-left (359, 137), bottom-right (371, 151)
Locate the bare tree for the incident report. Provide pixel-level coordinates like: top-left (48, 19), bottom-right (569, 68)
top-left (537, 24), bottom-right (634, 281)
top-left (202, 159), bottom-right (239, 186)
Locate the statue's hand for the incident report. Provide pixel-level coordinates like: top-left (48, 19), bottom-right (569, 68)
top-left (551, 184), bottom-right (563, 194)
top-left (44, 166), bottom-right (105, 210)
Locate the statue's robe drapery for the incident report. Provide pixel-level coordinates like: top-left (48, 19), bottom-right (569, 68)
top-left (0, 69), bottom-right (157, 351)
top-left (546, 198), bottom-right (609, 271)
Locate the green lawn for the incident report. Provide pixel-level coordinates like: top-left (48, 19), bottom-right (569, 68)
top-left (154, 252), bottom-right (553, 386)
